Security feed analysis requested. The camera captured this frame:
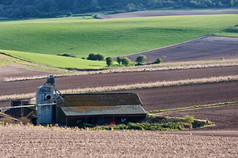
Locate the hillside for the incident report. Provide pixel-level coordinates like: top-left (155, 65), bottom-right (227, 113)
top-left (0, 0), bottom-right (237, 19)
top-left (0, 14), bottom-right (237, 69)
top-left (0, 15), bottom-right (237, 58)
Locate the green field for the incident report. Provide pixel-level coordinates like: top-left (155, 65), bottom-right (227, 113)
top-left (215, 26), bottom-right (238, 37)
top-left (0, 14), bottom-right (237, 69)
top-left (0, 50), bottom-right (105, 69)
top-left (0, 53), bottom-right (22, 66)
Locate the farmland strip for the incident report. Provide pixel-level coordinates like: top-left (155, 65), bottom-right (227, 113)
top-left (1, 75), bottom-right (238, 101)
top-left (149, 101), bottom-right (238, 113)
top-left (4, 60), bottom-right (238, 82)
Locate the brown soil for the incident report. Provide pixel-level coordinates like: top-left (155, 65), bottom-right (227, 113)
top-left (1, 66), bottom-right (238, 96)
top-left (2, 68), bottom-right (238, 131)
top-left (98, 9), bottom-right (238, 19)
top-left (0, 64), bottom-right (54, 82)
top-left (1, 65), bottom-right (238, 132)
top-left (120, 82), bottom-right (238, 111)
top-left (0, 101), bottom-right (11, 107)
top-left (165, 130), bottom-right (238, 137)
top-left (1, 42), bottom-right (238, 133)
top-left (126, 36), bottom-right (238, 63)
top-left (0, 126), bottom-right (237, 157)
top-left (160, 104), bottom-right (238, 130)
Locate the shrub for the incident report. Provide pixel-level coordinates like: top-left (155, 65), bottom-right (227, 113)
top-left (184, 115), bottom-right (194, 124)
top-left (83, 123), bottom-right (95, 128)
top-left (92, 14), bottom-right (100, 19)
top-left (121, 57), bottom-right (131, 66)
top-left (106, 57), bottom-right (113, 66)
top-left (192, 120), bottom-right (205, 128)
top-left (66, 12), bottom-right (72, 17)
top-left (154, 58), bottom-right (162, 64)
top-left (128, 123), bottom-right (144, 130)
top-left (116, 57), bottom-right (122, 65)
top-left (96, 54), bottom-right (105, 61)
top-left (57, 53), bottom-right (76, 58)
top-left (136, 55), bottom-right (147, 65)
top-left (87, 53), bottom-right (97, 60)
top-left (87, 53), bottom-right (104, 61)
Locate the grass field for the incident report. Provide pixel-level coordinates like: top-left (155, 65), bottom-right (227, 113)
top-left (215, 26), bottom-right (238, 37)
top-left (0, 50), bottom-right (105, 69)
top-left (0, 14), bottom-right (238, 69)
top-left (0, 14), bottom-right (238, 57)
top-left (0, 53), bottom-right (22, 66)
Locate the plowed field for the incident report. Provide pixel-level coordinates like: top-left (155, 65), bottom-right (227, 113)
top-left (1, 66), bottom-right (238, 96)
top-left (160, 104), bottom-right (238, 130)
top-left (126, 36), bottom-right (238, 63)
top-left (1, 65), bottom-right (238, 131)
top-left (0, 64), bottom-right (54, 82)
top-left (119, 82), bottom-right (238, 111)
top-left (0, 125), bottom-right (237, 158)
top-left (99, 9), bottom-right (238, 19)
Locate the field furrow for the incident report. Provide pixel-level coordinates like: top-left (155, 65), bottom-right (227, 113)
top-left (0, 125), bottom-right (237, 157)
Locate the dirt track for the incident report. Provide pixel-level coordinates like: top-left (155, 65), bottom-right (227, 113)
top-left (126, 36), bottom-right (238, 63)
top-left (98, 9), bottom-right (238, 19)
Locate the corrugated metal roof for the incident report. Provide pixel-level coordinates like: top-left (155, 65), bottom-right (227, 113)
top-left (61, 105), bottom-right (146, 117)
top-left (60, 93), bottom-right (143, 107)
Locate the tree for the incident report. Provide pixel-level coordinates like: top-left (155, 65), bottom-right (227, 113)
top-left (96, 54), bottom-right (104, 61)
top-left (87, 53), bottom-right (97, 60)
top-left (116, 57), bottom-right (122, 65)
top-left (121, 57), bottom-right (131, 66)
top-left (87, 53), bottom-right (104, 61)
top-left (154, 58), bottom-right (162, 64)
top-left (0, 0), bottom-right (235, 19)
top-left (106, 57), bottom-right (113, 66)
top-left (66, 12), bottom-right (72, 17)
top-left (135, 55), bottom-right (147, 65)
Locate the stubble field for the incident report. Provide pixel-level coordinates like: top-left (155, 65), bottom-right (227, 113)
top-left (0, 125), bottom-right (238, 158)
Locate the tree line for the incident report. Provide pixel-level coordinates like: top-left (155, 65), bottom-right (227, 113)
top-left (84, 53), bottom-right (161, 67)
top-left (0, 0), bottom-right (237, 19)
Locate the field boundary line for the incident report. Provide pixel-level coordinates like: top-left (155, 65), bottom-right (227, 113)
top-left (149, 101), bottom-right (238, 114)
top-left (1, 75), bottom-right (238, 101)
top-left (123, 36), bottom-right (205, 57)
